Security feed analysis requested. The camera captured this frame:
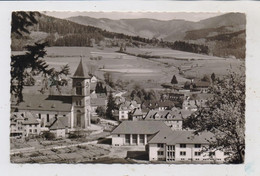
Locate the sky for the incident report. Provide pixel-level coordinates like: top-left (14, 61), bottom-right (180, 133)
top-left (44, 12), bottom-right (223, 22)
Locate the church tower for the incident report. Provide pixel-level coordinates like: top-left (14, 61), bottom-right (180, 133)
top-left (71, 59), bottom-right (91, 129)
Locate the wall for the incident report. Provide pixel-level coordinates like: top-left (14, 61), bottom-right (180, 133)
top-left (112, 134), bottom-right (125, 146)
top-left (51, 129), bottom-right (66, 138)
top-left (149, 143), bottom-right (166, 161)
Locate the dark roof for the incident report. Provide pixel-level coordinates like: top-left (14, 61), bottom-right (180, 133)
top-left (144, 110), bottom-right (183, 121)
top-left (72, 59), bottom-right (91, 79)
top-left (49, 117), bottom-right (69, 130)
top-left (149, 130), bottom-right (214, 145)
top-left (14, 94), bottom-right (72, 112)
top-left (112, 121), bottom-right (172, 135)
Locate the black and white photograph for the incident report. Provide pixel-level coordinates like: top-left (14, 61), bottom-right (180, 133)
top-left (9, 11), bottom-right (246, 164)
top-left (9, 10), bottom-right (246, 164)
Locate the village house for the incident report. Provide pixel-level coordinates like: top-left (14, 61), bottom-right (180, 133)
top-left (143, 110), bottom-right (183, 130)
top-left (129, 108), bottom-right (145, 121)
top-left (10, 112), bottom-right (41, 137)
top-left (49, 116), bottom-right (69, 138)
top-left (11, 59), bottom-right (92, 134)
top-left (182, 94), bottom-right (212, 111)
top-left (148, 130), bottom-right (226, 163)
top-left (118, 100), bottom-right (140, 121)
top-left (111, 121), bottom-right (172, 146)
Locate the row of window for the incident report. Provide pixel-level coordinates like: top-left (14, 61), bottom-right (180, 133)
top-left (29, 129), bottom-right (37, 133)
top-left (180, 144), bottom-right (201, 148)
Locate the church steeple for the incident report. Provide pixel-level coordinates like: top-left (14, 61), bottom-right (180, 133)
top-left (72, 59), bottom-right (91, 78)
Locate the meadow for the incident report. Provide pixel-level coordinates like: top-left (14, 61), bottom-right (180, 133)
top-left (12, 46), bottom-right (245, 90)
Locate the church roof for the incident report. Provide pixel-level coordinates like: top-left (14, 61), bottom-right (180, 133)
top-left (72, 59), bottom-right (91, 78)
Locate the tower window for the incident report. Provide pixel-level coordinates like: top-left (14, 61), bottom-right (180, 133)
top-left (76, 82), bottom-right (83, 95)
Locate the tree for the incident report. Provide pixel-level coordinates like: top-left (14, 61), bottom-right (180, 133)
top-left (104, 72), bottom-right (114, 88)
top-left (106, 91), bottom-right (116, 120)
top-left (11, 12), bottom-right (70, 103)
top-left (171, 75), bottom-right (178, 84)
top-left (183, 72), bottom-right (245, 163)
top-left (211, 73), bottom-right (216, 82)
top-left (201, 75), bottom-right (211, 82)
top-left (96, 106), bottom-right (106, 118)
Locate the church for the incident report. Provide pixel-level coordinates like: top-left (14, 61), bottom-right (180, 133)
top-left (11, 59), bottom-right (92, 132)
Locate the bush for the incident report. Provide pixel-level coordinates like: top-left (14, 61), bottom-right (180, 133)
top-left (42, 131), bottom-right (55, 140)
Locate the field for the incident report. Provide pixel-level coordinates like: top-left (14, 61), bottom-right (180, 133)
top-left (12, 46), bottom-right (245, 90)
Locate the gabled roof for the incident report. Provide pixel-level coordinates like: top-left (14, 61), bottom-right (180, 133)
top-left (22, 112), bottom-right (39, 125)
top-left (132, 108), bottom-right (143, 116)
top-left (49, 117), bottom-right (69, 130)
top-left (148, 130), bottom-right (214, 145)
top-left (111, 121), bottom-right (172, 135)
top-left (72, 59), bottom-right (91, 79)
top-left (13, 94), bottom-right (72, 112)
top-left (144, 110), bottom-right (183, 121)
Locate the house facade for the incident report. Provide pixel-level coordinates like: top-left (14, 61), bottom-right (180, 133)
top-left (148, 130), bottom-right (226, 163)
top-left (118, 101), bottom-right (140, 121)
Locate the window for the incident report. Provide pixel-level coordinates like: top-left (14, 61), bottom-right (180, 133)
top-left (47, 114), bottom-right (49, 122)
top-left (180, 151), bottom-right (186, 156)
top-left (29, 129), bottom-right (32, 133)
top-left (180, 144), bottom-right (186, 148)
top-left (117, 134), bottom-right (120, 137)
top-left (139, 134), bottom-right (144, 144)
top-left (76, 110), bottom-right (81, 127)
top-left (195, 144), bottom-right (201, 148)
top-left (76, 82), bottom-right (83, 95)
top-left (29, 124), bottom-right (32, 127)
top-left (157, 143), bottom-right (164, 148)
top-left (195, 152), bottom-right (201, 156)
top-left (34, 129), bottom-right (37, 133)
top-left (209, 152), bottom-right (215, 156)
top-left (132, 134), bottom-right (137, 144)
top-left (39, 114), bottom-right (41, 119)
top-left (157, 151), bottom-right (164, 156)
top-left (125, 134), bottom-right (130, 144)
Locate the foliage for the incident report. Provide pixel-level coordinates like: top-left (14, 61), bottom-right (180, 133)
top-left (201, 75), bottom-right (211, 82)
top-left (211, 73), bottom-right (216, 82)
top-left (104, 72), bottom-right (114, 88)
top-left (106, 91), bottom-right (116, 120)
top-left (41, 131), bottom-right (55, 140)
top-left (171, 75), bottom-right (178, 84)
top-left (11, 12), bottom-right (70, 103)
top-left (95, 82), bottom-right (107, 95)
top-left (96, 106), bottom-right (106, 118)
top-left (183, 71), bottom-right (245, 163)
top-left (169, 41), bottom-right (209, 55)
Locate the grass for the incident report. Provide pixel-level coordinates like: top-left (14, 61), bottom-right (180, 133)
top-left (12, 46), bottom-right (244, 92)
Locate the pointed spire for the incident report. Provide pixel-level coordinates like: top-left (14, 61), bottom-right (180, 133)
top-left (73, 58), bottom-right (91, 78)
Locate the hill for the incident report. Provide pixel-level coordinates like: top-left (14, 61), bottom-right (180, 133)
top-left (11, 12), bottom-right (246, 59)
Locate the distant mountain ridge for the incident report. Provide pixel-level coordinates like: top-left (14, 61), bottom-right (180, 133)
top-left (67, 13), bottom-right (246, 41)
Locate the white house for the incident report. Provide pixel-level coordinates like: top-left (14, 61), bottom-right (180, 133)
top-left (148, 130), bottom-right (227, 163)
top-left (118, 101), bottom-right (140, 121)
